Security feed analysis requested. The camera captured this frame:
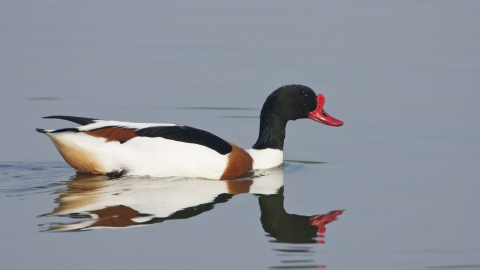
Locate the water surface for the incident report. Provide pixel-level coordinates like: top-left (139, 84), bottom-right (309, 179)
top-left (1, 1), bottom-right (480, 269)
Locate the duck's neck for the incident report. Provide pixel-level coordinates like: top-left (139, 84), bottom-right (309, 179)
top-left (252, 114), bottom-right (287, 150)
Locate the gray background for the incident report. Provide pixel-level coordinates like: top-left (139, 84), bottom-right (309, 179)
top-left (1, 1), bottom-right (479, 269)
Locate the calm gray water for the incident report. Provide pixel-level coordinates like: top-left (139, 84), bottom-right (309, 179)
top-left (1, 1), bottom-right (480, 269)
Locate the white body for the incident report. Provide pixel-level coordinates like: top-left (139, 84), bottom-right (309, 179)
top-left (247, 148), bottom-right (283, 170)
top-left (44, 120), bottom-right (284, 179)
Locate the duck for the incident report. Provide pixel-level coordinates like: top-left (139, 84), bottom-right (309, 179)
top-left (36, 84), bottom-right (343, 179)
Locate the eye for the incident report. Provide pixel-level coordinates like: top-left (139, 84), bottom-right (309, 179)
top-left (321, 110), bottom-right (327, 117)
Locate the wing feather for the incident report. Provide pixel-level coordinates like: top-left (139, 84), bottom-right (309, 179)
top-left (43, 115), bottom-right (99, 126)
top-left (39, 116), bottom-right (228, 153)
top-left (136, 126), bottom-right (232, 155)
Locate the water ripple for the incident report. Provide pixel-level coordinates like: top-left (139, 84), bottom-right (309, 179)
top-left (0, 161), bottom-right (72, 198)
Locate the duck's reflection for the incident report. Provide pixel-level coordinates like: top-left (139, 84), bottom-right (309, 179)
top-left (257, 184), bottom-right (343, 269)
top-left (259, 189), bottom-right (343, 244)
top-left (41, 164), bottom-right (343, 267)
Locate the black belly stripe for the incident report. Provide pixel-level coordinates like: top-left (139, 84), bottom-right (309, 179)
top-left (135, 125), bottom-right (233, 155)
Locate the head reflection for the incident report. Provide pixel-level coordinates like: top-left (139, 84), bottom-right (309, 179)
top-left (258, 188), bottom-right (344, 244)
top-left (256, 186), bottom-right (343, 269)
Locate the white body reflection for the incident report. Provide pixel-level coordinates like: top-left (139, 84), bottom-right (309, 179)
top-left (42, 163), bottom-right (344, 268)
top-left (43, 167), bottom-right (284, 232)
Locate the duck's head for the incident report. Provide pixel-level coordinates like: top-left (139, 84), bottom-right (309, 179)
top-left (261, 85), bottom-right (343, 126)
top-left (253, 85), bottom-right (343, 150)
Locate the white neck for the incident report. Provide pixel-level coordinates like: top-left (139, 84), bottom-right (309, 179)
top-left (246, 148), bottom-right (283, 170)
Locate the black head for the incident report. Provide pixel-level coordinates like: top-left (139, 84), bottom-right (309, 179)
top-left (261, 85), bottom-right (318, 122)
top-left (253, 85), bottom-right (343, 150)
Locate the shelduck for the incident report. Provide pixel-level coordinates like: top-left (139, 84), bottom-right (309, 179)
top-left (37, 85), bottom-right (343, 179)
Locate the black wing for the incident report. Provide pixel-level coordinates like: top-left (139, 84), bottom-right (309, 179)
top-left (43, 115), bottom-right (98, 126)
top-left (135, 125), bottom-right (232, 155)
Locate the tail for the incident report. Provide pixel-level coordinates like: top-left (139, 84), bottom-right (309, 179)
top-left (36, 127), bottom-right (79, 134)
top-left (43, 115), bottom-right (98, 126)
